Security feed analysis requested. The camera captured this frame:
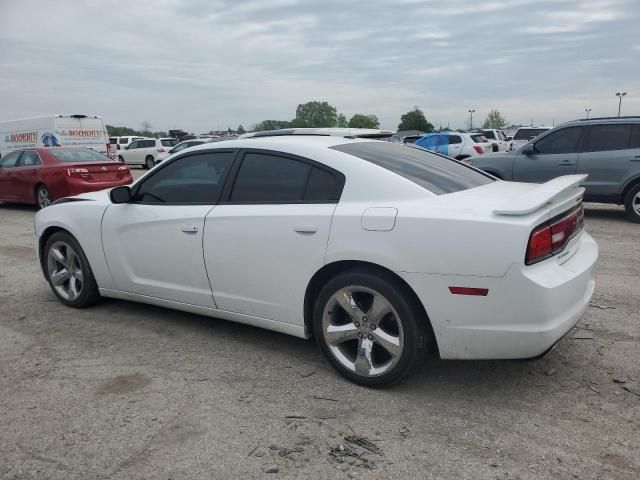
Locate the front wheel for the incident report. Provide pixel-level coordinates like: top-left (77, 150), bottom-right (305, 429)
top-left (624, 183), bottom-right (640, 223)
top-left (36, 185), bottom-right (52, 209)
top-left (44, 232), bottom-right (101, 308)
top-left (313, 269), bottom-right (430, 387)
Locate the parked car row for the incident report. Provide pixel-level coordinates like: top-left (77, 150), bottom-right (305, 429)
top-left (471, 117), bottom-right (640, 222)
top-left (413, 131), bottom-right (493, 160)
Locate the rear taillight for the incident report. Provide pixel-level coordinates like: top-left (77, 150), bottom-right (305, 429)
top-left (67, 168), bottom-right (89, 176)
top-left (472, 145), bottom-right (484, 155)
top-left (526, 205), bottom-right (584, 265)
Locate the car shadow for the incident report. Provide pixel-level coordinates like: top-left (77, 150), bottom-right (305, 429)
top-left (0, 202), bottom-right (36, 212)
top-left (583, 203), bottom-right (628, 223)
top-left (93, 297), bottom-right (557, 398)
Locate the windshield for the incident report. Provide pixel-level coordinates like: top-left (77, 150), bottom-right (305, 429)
top-left (331, 142), bottom-right (494, 195)
top-left (49, 148), bottom-right (111, 162)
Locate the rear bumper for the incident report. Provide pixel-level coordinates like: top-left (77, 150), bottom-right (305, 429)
top-left (399, 231), bottom-right (598, 359)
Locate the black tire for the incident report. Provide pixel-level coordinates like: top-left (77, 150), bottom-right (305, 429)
top-left (313, 268), bottom-right (430, 387)
top-left (145, 156), bottom-right (155, 169)
top-left (35, 184), bottom-right (52, 210)
top-left (624, 183), bottom-right (640, 223)
top-left (43, 231), bottom-right (101, 308)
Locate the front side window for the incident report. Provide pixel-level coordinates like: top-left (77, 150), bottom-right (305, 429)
top-left (585, 124), bottom-right (632, 152)
top-left (533, 127), bottom-right (582, 154)
top-left (18, 151), bottom-right (41, 166)
top-left (135, 151), bottom-right (235, 204)
top-left (331, 142), bottom-right (494, 195)
top-left (0, 151), bottom-right (21, 168)
top-left (127, 141), bottom-right (140, 149)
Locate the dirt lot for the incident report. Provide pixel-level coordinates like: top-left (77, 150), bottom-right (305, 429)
top-left (1, 177), bottom-right (639, 479)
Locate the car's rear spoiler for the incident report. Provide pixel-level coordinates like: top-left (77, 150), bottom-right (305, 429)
top-left (493, 174), bottom-right (587, 215)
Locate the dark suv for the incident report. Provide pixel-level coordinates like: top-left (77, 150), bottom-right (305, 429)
top-left (470, 117), bottom-right (640, 222)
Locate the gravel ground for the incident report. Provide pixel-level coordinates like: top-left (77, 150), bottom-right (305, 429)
top-left (1, 179), bottom-right (639, 479)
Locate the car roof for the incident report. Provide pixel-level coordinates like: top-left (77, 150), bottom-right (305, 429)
top-left (240, 127), bottom-right (394, 139)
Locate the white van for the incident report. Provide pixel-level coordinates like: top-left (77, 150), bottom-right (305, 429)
top-left (0, 114), bottom-right (110, 158)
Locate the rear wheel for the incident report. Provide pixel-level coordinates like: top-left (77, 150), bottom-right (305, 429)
top-left (44, 232), bottom-right (101, 308)
top-left (624, 183), bottom-right (640, 223)
top-left (313, 269), bottom-right (430, 387)
top-left (36, 185), bottom-right (52, 209)
top-left (145, 156), bottom-right (155, 169)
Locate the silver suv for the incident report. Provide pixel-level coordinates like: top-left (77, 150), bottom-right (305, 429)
top-left (470, 117), bottom-right (640, 222)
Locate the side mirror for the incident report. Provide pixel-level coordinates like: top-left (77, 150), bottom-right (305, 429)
top-left (110, 186), bottom-right (132, 204)
top-left (523, 143), bottom-right (535, 155)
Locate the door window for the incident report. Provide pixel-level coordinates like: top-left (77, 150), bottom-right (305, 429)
top-left (533, 127), bottom-right (582, 154)
top-left (127, 141), bottom-right (140, 149)
top-left (135, 151), bottom-right (235, 204)
top-left (449, 135), bottom-right (462, 145)
top-left (18, 151), bottom-right (41, 166)
top-left (416, 135), bottom-right (438, 149)
top-left (0, 151), bottom-right (21, 168)
top-left (230, 153), bottom-right (310, 203)
top-left (142, 140), bottom-right (155, 148)
top-left (585, 124), bottom-right (632, 152)
top-left (631, 125), bottom-right (640, 149)
top-left (304, 166), bottom-right (342, 202)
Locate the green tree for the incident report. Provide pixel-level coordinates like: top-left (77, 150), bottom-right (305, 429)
top-left (347, 113), bottom-right (380, 129)
top-left (252, 120), bottom-right (292, 131)
top-left (293, 101), bottom-right (337, 128)
top-left (397, 108), bottom-right (434, 132)
top-left (237, 124), bottom-right (246, 134)
top-left (336, 113), bottom-right (348, 128)
top-left (482, 109), bottom-right (507, 129)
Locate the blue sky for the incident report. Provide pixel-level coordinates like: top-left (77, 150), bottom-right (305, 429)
top-left (0, 0), bottom-right (638, 132)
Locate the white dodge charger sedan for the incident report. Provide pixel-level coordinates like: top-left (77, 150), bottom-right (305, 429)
top-left (35, 134), bottom-right (598, 386)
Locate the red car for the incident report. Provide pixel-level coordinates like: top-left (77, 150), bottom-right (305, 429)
top-left (0, 148), bottom-right (132, 209)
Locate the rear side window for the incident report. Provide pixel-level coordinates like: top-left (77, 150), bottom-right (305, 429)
top-left (230, 152), bottom-right (343, 203)
top-left (631, 125), bottom-right (640, 149)
top-left (135, 152), bottom-right (234, 204)
top-left (470, 134), bottom-right (487, 143)
top-left (161, 139), bottom-right (178, 147)
top-left (585, 124), bottom-right (632, 152)
top-left (533, 127), bottom-right (582, 155)
top-left (514, 128), bottom-right (548, 140)
top-left (19, 151), bottom-right (41, 166)
top-left (331, 142), bottom-right (494, 195)
top-left (448, 135), bottom-right (462, 144)
top-left (143, 140), bottom-right (156, 148)
top-left (415, 135), bottom-right (438, 149)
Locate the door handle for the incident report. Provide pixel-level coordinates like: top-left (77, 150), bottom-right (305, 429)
top-left (558, 161), bottom-right (575, 165)
top-left (181, 224), bottom-right (199, 233)
top-left (294, 224), bottom-right (318, 234)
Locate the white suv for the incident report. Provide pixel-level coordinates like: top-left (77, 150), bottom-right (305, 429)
top-left (117, 138), bottom-right (177, 168)
top-left (479, 129), bottom-right (509, 152)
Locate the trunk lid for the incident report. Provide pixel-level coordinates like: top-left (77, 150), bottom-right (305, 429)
top-left (65, 161), bottom-right (130, 182)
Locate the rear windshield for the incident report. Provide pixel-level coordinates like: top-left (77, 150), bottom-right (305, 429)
top-left (514, 128), bottom-right (547, 140)
top-left (481, 130), bottom-right (496, 139)
top-left (161, 139), bottom-right (178, 147)
top-left (470, 134), bottom-right (488, 143)
top-left (49, 148), bottom-right (111, 163)
top-left (331, 142), bottom-right (494, 195)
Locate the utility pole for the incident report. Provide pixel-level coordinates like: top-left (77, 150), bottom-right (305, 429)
top-left (468, 109), bottom-right (475, 130)
top-left (584, 108), bottom-right (591, 119)
top-left (615, 92), bottom-right (627, 117)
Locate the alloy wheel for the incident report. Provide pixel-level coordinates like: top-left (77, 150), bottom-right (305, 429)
top-left (47, 241), bottom-right (84, 301)
top-left (633, 192), bottom-right (640, 216)
top-left (37, 187), bottom-right (51, 209)
top-left (322, 286), bottom-right (404, 378)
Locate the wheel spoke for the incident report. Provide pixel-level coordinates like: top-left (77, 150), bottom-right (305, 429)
top-left (74, 269), bottom-right (84, 283)
top-left (335, 289), bottom-right (366, 320)
top-left (354, 338), bottom-right (374, 376)
top-left (50, 247), bottom-right (67, 266)
top-left (68, 276), bottom-right (80, 299)
top-left (367, 293), bottom-right (392, 325)
top-left (67, 249), bottom-right (78, 269)
top-left (50, 268), bottom-right (70, 286)
top-left (325, 322), bottom-right (359, 345)
top-left (371, 327), bottom-right (402, 359)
